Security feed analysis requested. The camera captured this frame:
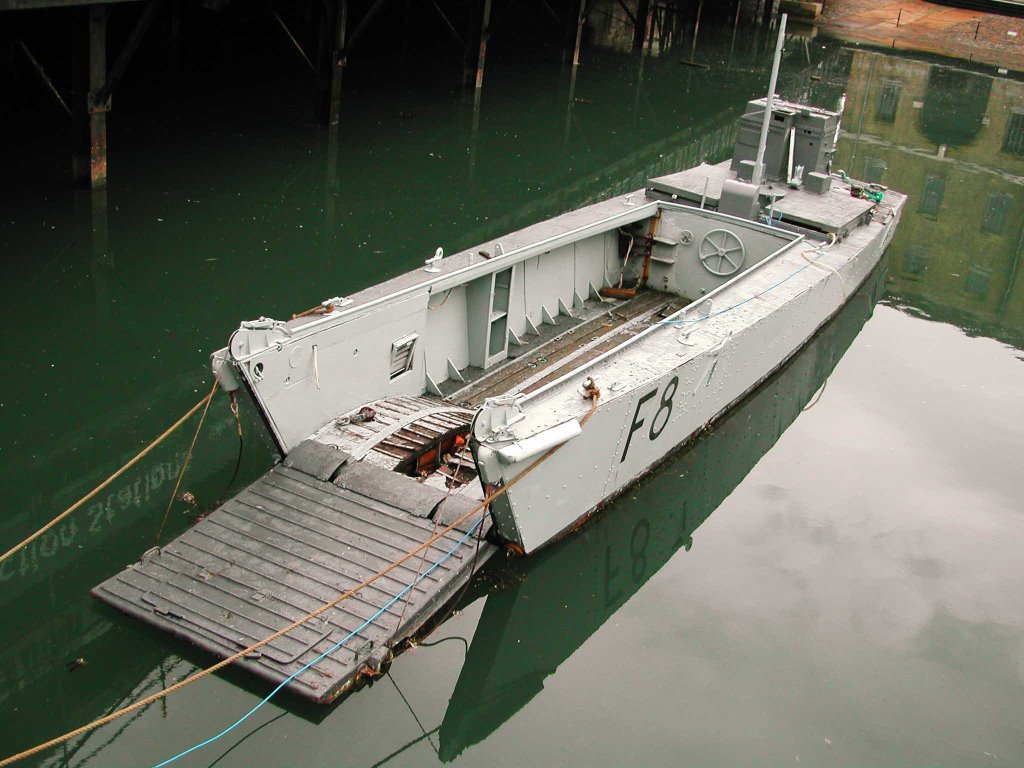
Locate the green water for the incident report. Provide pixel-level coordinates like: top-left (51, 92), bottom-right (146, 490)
top-left (1, 20), bottom-right (1023, 768)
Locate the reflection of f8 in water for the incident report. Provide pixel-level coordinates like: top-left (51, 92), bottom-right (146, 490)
top-left (629, 517), bottom-right (650, 583)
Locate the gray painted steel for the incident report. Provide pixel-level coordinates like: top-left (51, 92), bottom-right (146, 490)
top-left (647, 162), bottom-right (877, 235)
top-left (473, 187), bottom-right (904, 552)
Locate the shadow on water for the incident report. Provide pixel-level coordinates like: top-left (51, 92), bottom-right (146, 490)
top-left (435, 256), bottom-right (889, 762)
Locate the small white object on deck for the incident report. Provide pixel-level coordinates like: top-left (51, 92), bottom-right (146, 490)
top-left (424, 246), bottom-right (444, 272)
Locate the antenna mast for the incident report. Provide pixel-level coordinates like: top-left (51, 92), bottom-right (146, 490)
top-left (751, 13), bottom-right (788, 188)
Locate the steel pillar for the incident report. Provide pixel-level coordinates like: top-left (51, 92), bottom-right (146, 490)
top-left (632, 0), bottom-right (650, 51)
top-left (463, 0), bottom-right (479, 86)
top-left (318, 0), bottom-right (348, 126)
top-left (87, 191), bottom-right (112, 334)
top-left (475, 0), bottom-right (492, 90)
top-left (462, 0), bottom-right (492, 89)
top-left (633, 4), bottom-right (652, 123)
top-left (71, 5), bottom-right (107, 189)
top-left (690, 0), bottom-right (703, 60)
top-left (564, 61), bottom-right (578, 147)
top-left (571, 0), bottom-right (586, 68)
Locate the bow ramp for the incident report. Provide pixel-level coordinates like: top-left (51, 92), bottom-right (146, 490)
top-left (92, 399), bottom-right (495, 704)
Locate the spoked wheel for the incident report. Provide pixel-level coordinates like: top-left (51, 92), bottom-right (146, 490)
top-left (698, 229), bottom-right (746, 277)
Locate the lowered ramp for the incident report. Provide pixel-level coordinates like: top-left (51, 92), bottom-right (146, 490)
top-left (92, 455), bottom-right (494, 704)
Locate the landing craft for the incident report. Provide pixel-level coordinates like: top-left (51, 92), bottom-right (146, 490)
top-left (93, 12), bottom-right (904, 711)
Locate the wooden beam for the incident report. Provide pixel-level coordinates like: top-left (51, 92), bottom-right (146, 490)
top-left (93, 0), bottom-right (163, 107)
top-left (0, 0), bottom-right (140, 11)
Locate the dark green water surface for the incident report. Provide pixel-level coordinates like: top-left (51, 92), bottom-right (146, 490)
top-left (1, 21), bottom-right (1022, 768)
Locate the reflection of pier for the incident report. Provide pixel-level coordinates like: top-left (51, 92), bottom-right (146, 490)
top-left (437, 261), bottom-right (887, 761)
top-left (462, 110), bottom-right (739, 251)
top-left (3, 0), bottom-right (776, 189)
top-left (0, 593), bottom-right (173, 768)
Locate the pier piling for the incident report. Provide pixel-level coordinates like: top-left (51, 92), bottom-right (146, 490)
top-left (72, 5), bottom-right (107, 189)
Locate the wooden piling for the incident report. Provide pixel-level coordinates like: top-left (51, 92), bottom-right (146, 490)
top-left (633, 0), bottom-right (650, 51)
top-left (330, 0), bottom-right (348, 126)
top-left (72, 5), bottom-right (107, 189)
top-left (571, 0), bottom-right (586, 68)
top-left (475, 0), bottom-right (492, 90)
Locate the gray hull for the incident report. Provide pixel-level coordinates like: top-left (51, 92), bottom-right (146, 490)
top-left (475, 198), bottom-right (902, 553)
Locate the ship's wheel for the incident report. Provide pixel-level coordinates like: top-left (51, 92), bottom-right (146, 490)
top-left (698, 229), bottom-right (746, 277)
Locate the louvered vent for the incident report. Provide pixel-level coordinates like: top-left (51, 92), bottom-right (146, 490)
top-left (390, 334), bottom-right (418, 379)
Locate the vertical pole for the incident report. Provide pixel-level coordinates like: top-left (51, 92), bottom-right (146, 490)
top-left (72, 5), bottom-right (107, 189)
top-left (474, 0), bottom-right (492, 91)
top-left (751, 12), bottom-right (786, 188)
top-left (729, 0), bottom-right (741, 66)
top-left (633, 9), bottom-right (652, 124)
top-left (91, 191), bottom-right (113, 336)
top-left (317, 0), bottom-right (347, 125)
top-left (469, 83), bottom-right (482, 180)
top-left (650, 5), bottom-right (660, 53)
top-left (322, 0), bottom-right (347, 237)
top-left (690, 0), bottom-right (703, 61)
top-left (633, 0), bottom-right (650, 51)
top-left (463, 0), bottom-right (481, 85)
top-left (571, 0), bottom-right (586, 68)
top-left (328, 0), bottom-right (348, 126)
top-left (564, 53), bottom-right (578, 147)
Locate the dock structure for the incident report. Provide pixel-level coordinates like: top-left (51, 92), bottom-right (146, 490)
top-left (2, 0), bottom-right (777, 188)
top-left (93, 439), bottom-right (495, 703)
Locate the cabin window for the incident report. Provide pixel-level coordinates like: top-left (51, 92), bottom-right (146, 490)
top-left (389, 334), bottom-right (418, 379)
top-left (981, 192), bottom-right (1012, 235)
top-left (1003, 110), bottom-right (1024, 155)
top-left (903, 245), bottom-right (929, 276)
top-left (862, 156), bottom-right (887, 184)
top-left (876, 80), bottom-right (901, 123)
top-left (918, 175), bottom-right (945, 217)
top-left (966, 266), bottom-right (991, 297)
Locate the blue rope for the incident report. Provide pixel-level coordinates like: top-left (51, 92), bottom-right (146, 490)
top-left (658, 259), bottom-right (817, 327)
top-left (150, 516), bottom-right (485, 768)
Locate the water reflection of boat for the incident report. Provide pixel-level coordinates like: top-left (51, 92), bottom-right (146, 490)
top-left (438, 256), bottom-right (888, 761)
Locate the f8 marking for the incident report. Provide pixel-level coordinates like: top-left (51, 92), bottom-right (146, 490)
top-left (620, 375), bottom-right (679, 463)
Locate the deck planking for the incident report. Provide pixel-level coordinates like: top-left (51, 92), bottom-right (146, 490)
top-left (92, 462), bottom-right (495, 703)
top-left (447, 290), bottom-right (683, 406)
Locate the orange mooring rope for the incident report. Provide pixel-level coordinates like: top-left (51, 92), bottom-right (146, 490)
top-left (0, 387), bottom-right (219, 569)
top-left (0, 393), bottom-right (601, 767)
top-left (155, 378), bottom-right (221, 545)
